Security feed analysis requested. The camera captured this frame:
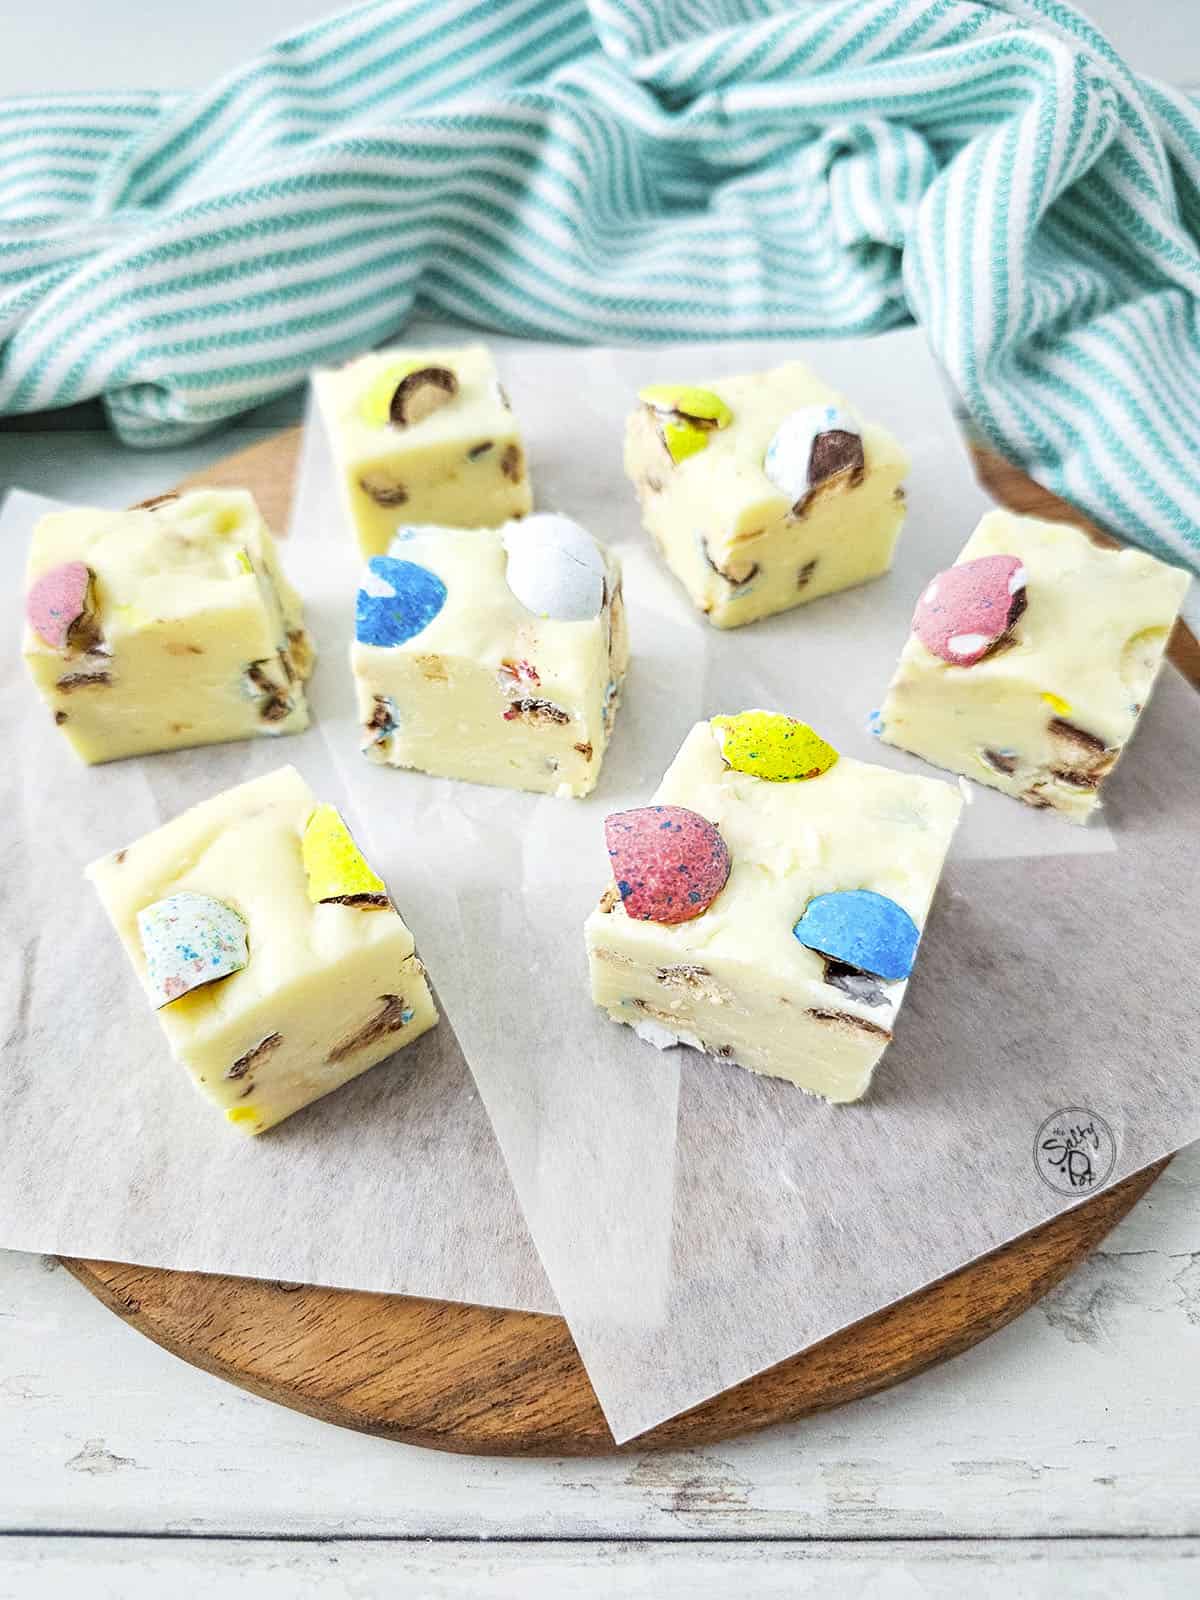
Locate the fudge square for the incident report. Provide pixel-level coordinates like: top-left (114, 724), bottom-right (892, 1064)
top-left (623, 360), bottom-right (909, 628)
top-left (86, 766), bottom-right (437, 1135)
top-left (878, 509), bottom-right (1191, 823)
top-left (23, 488), bottom-right (314, 765)
top-left (584, 712), bottom-right (961, 1102)
top-left (353, 512), bottom-right (629, 798)
top-left (315, 343), bottom-right (532, 557)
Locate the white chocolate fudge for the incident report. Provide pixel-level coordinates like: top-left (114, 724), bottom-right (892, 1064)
top-left (878, 510), bottom-right (1191, 822)
top-left (585, 712), bottom-right (961, 1102)
top-left (23, 489), bottom-right (314, 764)
top-left (624, 363), bottom-right (909, 628)
top-left (315, 343), bottom-right (532, 557)
top-left (352, 513), bottom-right (628, 798)
top-left (86, 766), bottom-right (437, 1134)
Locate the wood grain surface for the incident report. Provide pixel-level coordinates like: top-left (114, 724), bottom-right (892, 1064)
top-left (62, 427), bottom-right (1197, 1455)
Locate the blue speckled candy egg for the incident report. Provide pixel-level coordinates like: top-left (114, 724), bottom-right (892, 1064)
top-left (356, 556), bottom-right (447, 647)
top-left (792, 889), bottom-right (919, 982)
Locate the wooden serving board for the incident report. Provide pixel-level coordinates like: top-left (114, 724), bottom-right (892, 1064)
top-left (62, 429), bottom-right (1198, 1456)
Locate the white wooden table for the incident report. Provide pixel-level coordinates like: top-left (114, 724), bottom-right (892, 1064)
top-left (2, 1138), bottom-right (1197, 1594)
top-left (4, 1), bottom-right (1200, 1585)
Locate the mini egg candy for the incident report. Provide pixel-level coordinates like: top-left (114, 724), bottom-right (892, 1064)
top-left (503, 513), bottom-right (606, 622)
top-left (604, 804), bottom-right (730, 925)
top-left (764, 404), bottom-right (864, 511)
top-left (137, 891), bottom-right (249, 1008)
top-left (711, 711), bottom-right (838, 781)
top-left (638, 383), bottom-right (733, 465)
top-left (388, 365), bottom-right (459, 426)
top-left (792, 889), bottom-right (919, 983)
top-left (356, 556), bottom-right (447, 647)
top-left (301, 804), bottom-right (390, 908)
top-left (26, 561), bottom-right (95, 650)
top-left (913, 554), bottom-right (1027, 666)
top-left (359, 361), bottom-right (458, 428)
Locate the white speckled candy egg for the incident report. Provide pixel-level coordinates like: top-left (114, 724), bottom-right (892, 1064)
top-left (502, 513), bottom-right (606, 622)
top-left (763, 402), bottom-right (862, 504)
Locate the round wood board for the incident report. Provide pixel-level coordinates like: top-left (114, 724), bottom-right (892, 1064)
top-left (62, 427), bottom-right (1199, 1456)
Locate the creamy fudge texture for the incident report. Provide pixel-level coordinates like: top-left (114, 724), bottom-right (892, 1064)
top-left (22, 489), bottom-right (314, 764)
top-left (624, 362), bottom-right (909, 628)
top-left (315, 343), bottom-right (532, 557)
top-left (86, 766), bottom-right (437, 1134)
top-left (878, 510), bottom-right (1191, 822)
top-left (585, 713), bottom-right (962, 1102)
top-left (352, 514), bottom-right (628, 798)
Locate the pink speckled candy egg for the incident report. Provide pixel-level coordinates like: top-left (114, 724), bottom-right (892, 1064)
top-left (26, 561), bottom-right (92, 649)
top-left (912, 554), bottom-right (1027, 666)
top-left (604, 805), bottom-right (730, 925)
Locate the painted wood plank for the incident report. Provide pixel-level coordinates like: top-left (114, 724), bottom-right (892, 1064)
top-left (2, 1145), bottom-right (1197, 1540)
top-left (1, 1537), bottom-right (1196, 1598)
top-left (0, 431), bottom-right (283, 510)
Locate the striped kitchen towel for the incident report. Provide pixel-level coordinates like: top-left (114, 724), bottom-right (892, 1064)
top-left (1, 0), bottom-right (1198, 569)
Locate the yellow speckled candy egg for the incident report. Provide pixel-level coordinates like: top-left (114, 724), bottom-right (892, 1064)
top-left (711, 711), bottom-right (839, 781)
top-left (301, 804), bottom-right (390, 908)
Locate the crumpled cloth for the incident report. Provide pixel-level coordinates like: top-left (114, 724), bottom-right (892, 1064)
top-left (1, 0), bottom-right (1198, 567)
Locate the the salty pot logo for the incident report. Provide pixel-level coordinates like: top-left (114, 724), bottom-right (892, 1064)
top-left (1034, 1108), bottom-right (1117, 1196)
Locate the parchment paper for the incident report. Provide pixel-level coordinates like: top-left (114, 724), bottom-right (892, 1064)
top-left (0, 487), bottom-right (554, 1314)
top-left (291, 330), bottom-right (1200, 1442)
top-left (3, 328), bottom-right (1197, 1444)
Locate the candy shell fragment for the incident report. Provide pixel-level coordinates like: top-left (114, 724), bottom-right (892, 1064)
top-left (360, 361), bottom-right (420, 426)
top-left (660, 421), bottom-right (709, 464)
top-left (389, 366), bottom-right (458, 426)
top-left (1041, 690), bottom-right (1072, 715)
top-left (711, 711), bottom-right (838, 781)
top-left (301, 803), bottom-right (390, 908)
top-left (356, 556), bottom-right (447, 647)
top-left (503, 513), bottom-right (606, 621)
top-left (25, 561), bottom-right (95, 650)
top-left (763, 404), bottom-right (864, 511)
top-left (137, 891), bottom-right (248, 1008)
top-left (638, 384), bottom-right (733, 428)
top-left (912, 554), bottom-right (1027, 666)
top-left (359, 360), bottom-right (457, 428)
top-left (639, 384), bottom-right (733, 465)
top-left (604, 804), bottom-right (730, 925)
top-left (503, 696), bottom-right (570, 725)
top-left (792, 889), bottom-right (919, 983)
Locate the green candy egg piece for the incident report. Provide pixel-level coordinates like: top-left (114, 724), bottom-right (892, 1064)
top-left (662, 419), bottom-right (711, 464)
top-left (711, 711), bottom-right (839, 782)
top-left (638, 384), bottom-right (733, 429)
top-left (639, 384), bottom-right (733, 464)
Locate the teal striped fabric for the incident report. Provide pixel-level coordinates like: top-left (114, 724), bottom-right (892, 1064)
top-left (2, 0), bottom-right (1199, 569)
